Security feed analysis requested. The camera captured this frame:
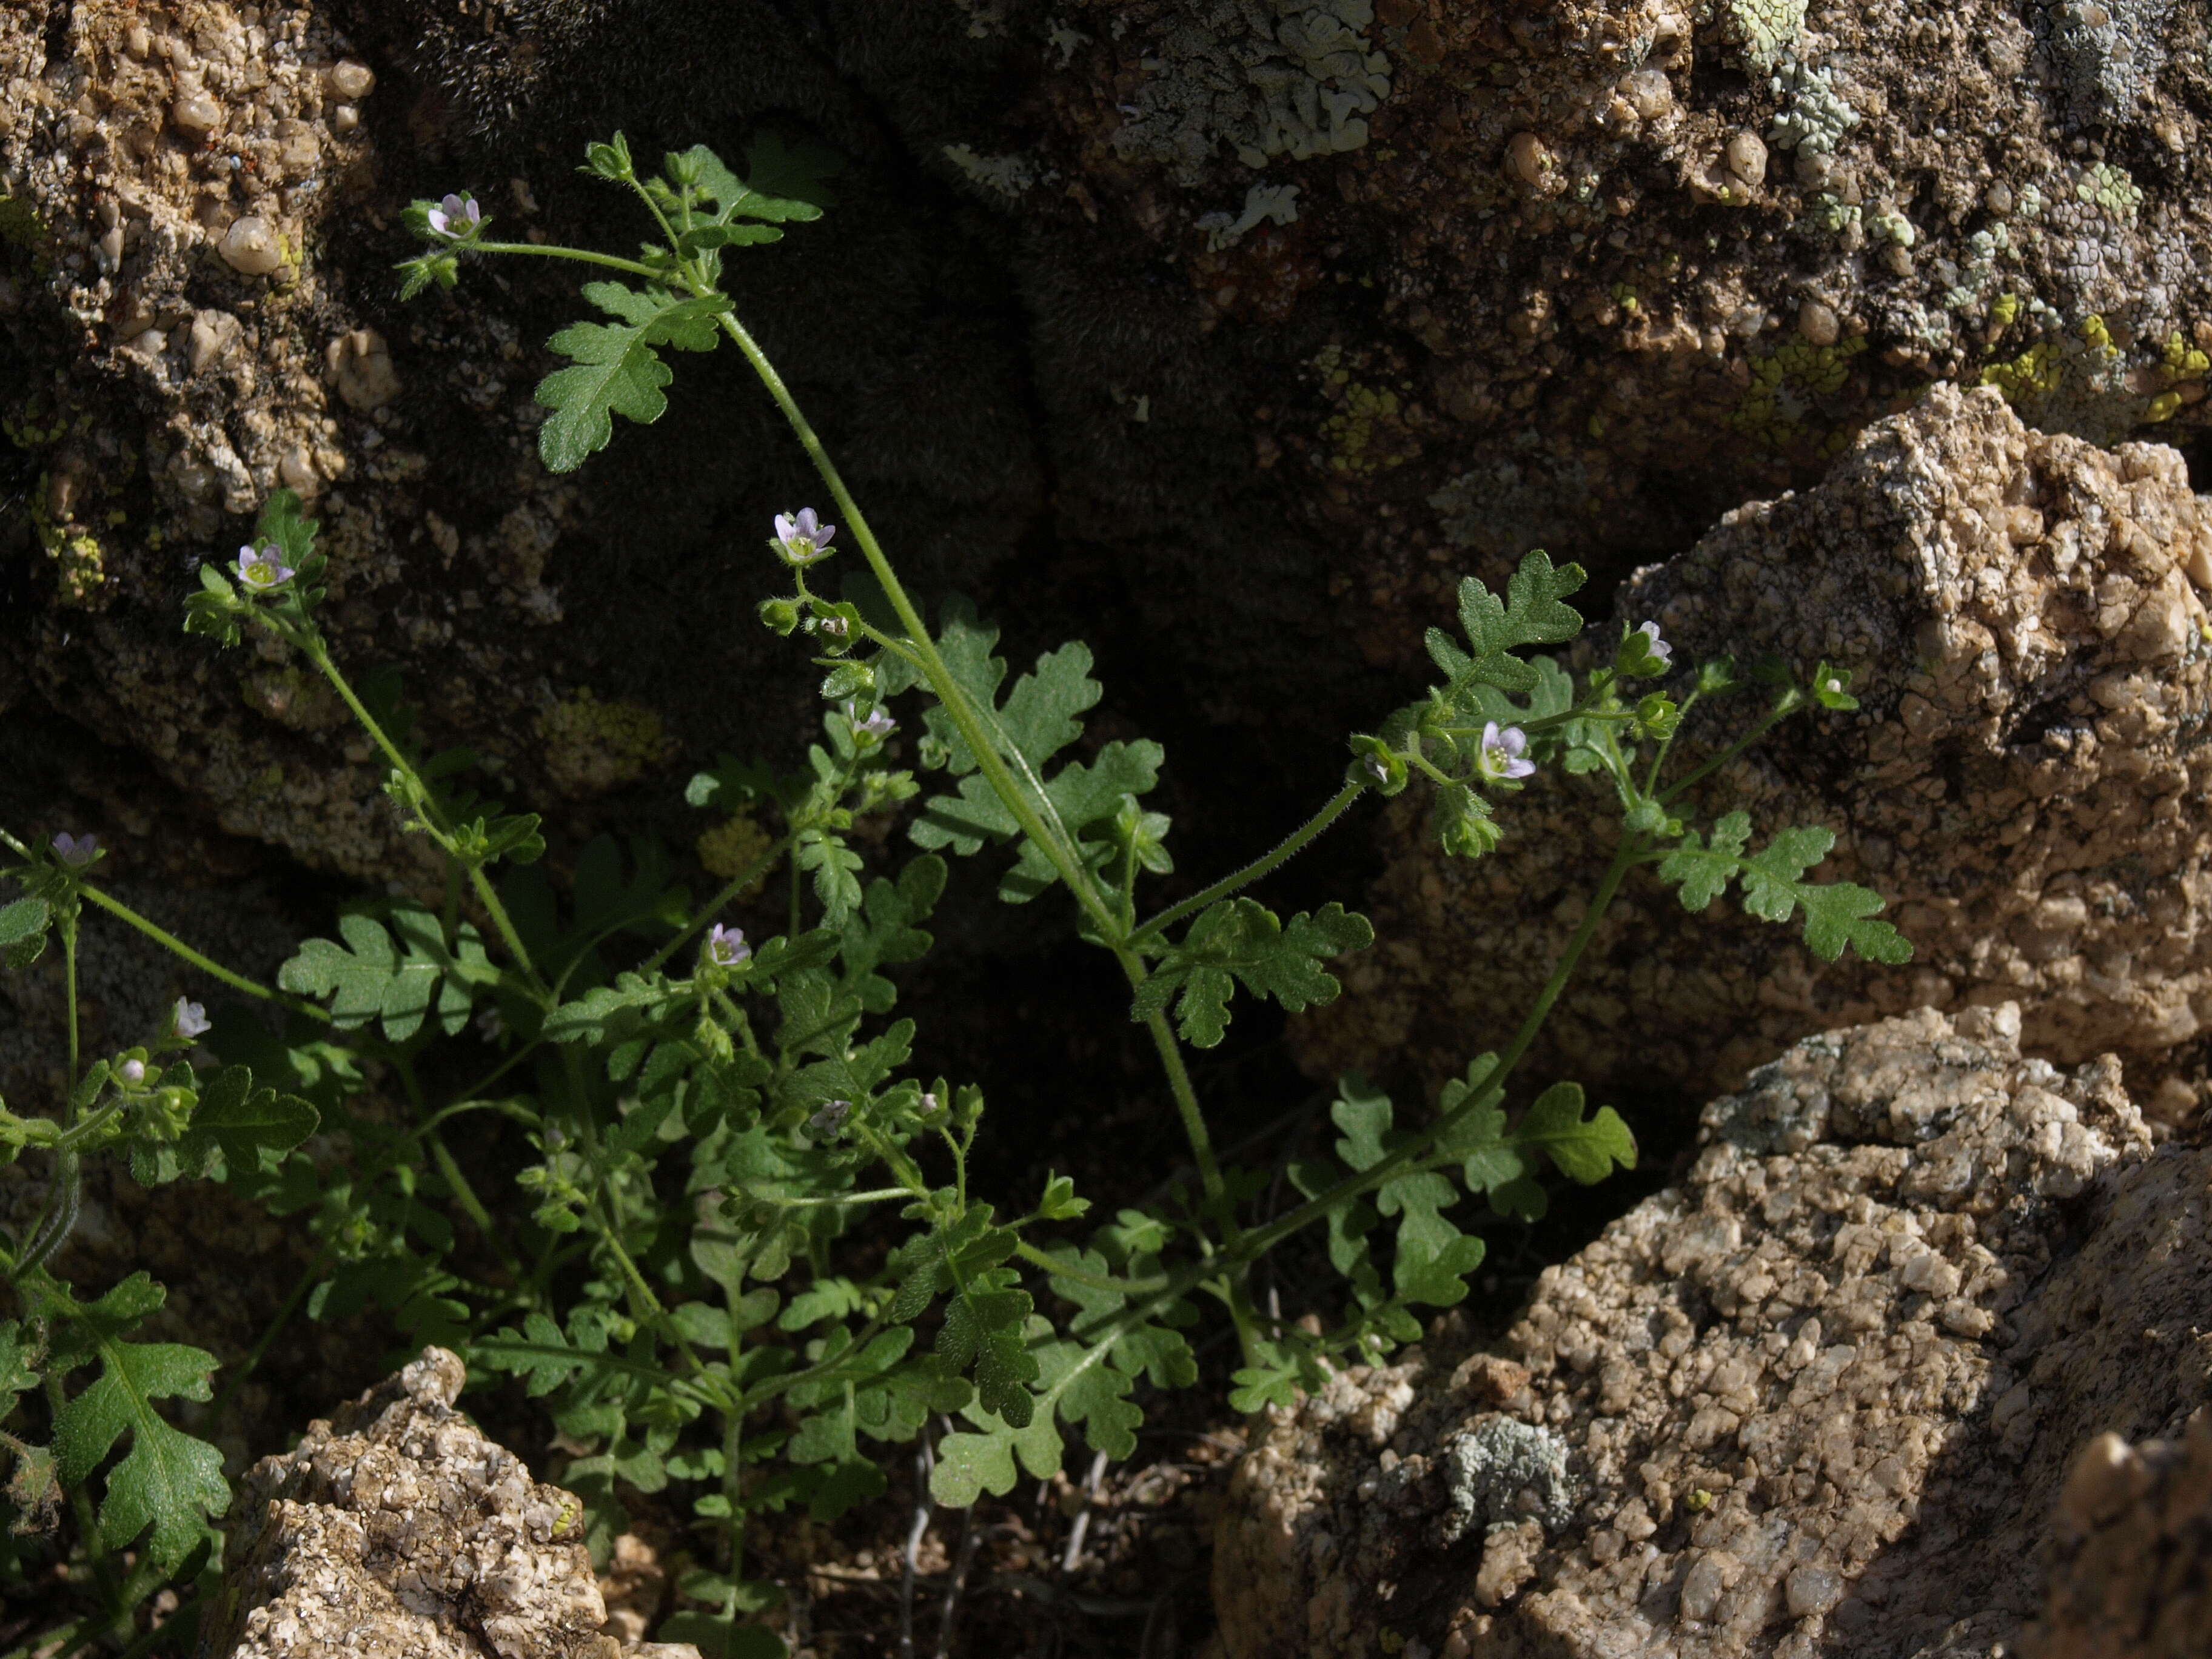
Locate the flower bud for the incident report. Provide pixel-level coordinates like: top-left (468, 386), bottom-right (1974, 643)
top-left (758, 596), bottom-right (801, 635)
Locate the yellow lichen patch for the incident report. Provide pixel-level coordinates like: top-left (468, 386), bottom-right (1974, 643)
top-left (1312, 345), bottom-right (1421, 477)
top-left (697, 811), bottom-right (776, 894)
top-left (1980, 340), bottom-right (2065, 406)
top-left (1728, 334), bottom-right (1867, 448)
top-left (537, 689), bottom-right (675, 797)
top-left (0, 192), bottom-right (45, 249)
top-left (1991, 293), bottom-right (2022, 329)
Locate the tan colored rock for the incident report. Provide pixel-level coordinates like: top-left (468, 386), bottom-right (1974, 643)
top-left (1216, 1006), bottom-right (2212, 1658)
top-left (217, 214), bottom-right (284, 275)
top-left (202, 1347), bottom-right (617, 1659)
top-left (1298, 384), bottom-right (2212, 1105)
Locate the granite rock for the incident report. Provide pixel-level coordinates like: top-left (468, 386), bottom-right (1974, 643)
top-left (1298, 383), bottom-right (2212, 1107)
top-left (1215, 1005), bottom-right (2212, 1658)
top-left (201, 1347), bottom-right (634, 1659)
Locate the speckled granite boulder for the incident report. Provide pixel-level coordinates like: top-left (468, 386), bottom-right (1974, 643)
top-left (1299, 383), bottom-right (2212, 1107)
top-left (1215, 1004), bottom-right (2212, 1658)
top-left (200, 1347), bottom-right (624, 1659)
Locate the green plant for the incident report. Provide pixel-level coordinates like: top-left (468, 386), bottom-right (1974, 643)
top-left (0, 139), bottom-right (1907, 1657)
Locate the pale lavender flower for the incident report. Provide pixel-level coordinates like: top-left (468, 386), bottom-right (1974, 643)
top-left (235, 543), bottom-right (295, 591)
top-left (848, 703), bottom-right (896, 743)
top-left (917, 1091), bottom-right (942, 1119)
top-left (426, 192), bottom-right (481, 238)
top-left (1635, 620), bottom-right (1673, 668)
top-left (773, 508), bottom-right (836, 563)
top-left (476, 1004), bottom-right (505, 1042)
top-left (1364, 756), bottom-right (1389, 784)
top-left (808, 1099), bottom-right (851, 1136)
top-left (1823, 676), bottom-right (1843, 695)
top-left (703, 923), bottom-right (751, 970)
top-left (1475, 722), bottom-right (1535, 784)
top-left (118, 1058), bottom-right (146, 1086)
top-left (173, 998), bottom-right (210, 1040)
top-left (50, 831), bottom-right (99, 867)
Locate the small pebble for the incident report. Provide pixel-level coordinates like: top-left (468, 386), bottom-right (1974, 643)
top-left (218, 215), bottom-right (284, 275)
top-left (279, 445), bottom-right (321, 494)
top-left (1624, 68), bottom-right (1673, 119)
top-left (330, 104), bottom-right (359, 134)
top-left (327, 60), bottom-right (375, 99)
top-left (1506, 131), bottom-right (1552, 187)
top-left (1985, 180), bottom-right (2014, 216)
top-left (1798, 299), bottom-right (1840, 346)
top-left (124, 23), bottom-right (152, 57)
top-left (172, 92), bottom-right (223, 135)
top-left (1724, 130), bottom-right (1768, 186)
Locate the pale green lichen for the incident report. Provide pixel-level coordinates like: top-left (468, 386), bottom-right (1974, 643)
top-left (1196, 182), bottom-right (1301, 249)
top-left (1768, 60), bottom-right (1858, 155)
top-left (30, 475), bottom-right (106, 608)
top-left (1801, 192), bottom-right (1861, 238)
top-left (942, 144), bottom-right (1039, 199)
top-left (1111, 0), bottom-right (1392, 180)
top-left (1313, 346), bottom-right (1418, 476)
top-left (1708, 0), bottom-right (1806, 68)
top-left (2073, 161), bottom-right (2142, 221)
top-left (1866, 204), bottom-right (1916, 247)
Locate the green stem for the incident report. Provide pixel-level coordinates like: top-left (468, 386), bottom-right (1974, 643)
top-left (587, 1193), bottom-right (727, 1404)
top-left (209, 1250), bottom-right (326, 1424)
top-left (1134, 1002), bottom-right (1227, 1224)
top-left (80, 887), bottom-right (329, 1019)
top-left (62, 920), bottom-right (78, 1091)
top-left (1129, 779), bottom-right (1366, 948)
top-left (1228, 833), bottom-right (1640, 1269)
top-left (427, 1131), bottom-right (522, 1281)
top-left (303, 639), bottom-right (549, 997)
top-left (468, 240), bottom-right (663, 278)
top-left (640, 835), bottom-right (795, 976)
top-left (711, 309), bottom-right (1122, 943)
top-left (1658, 700), bottom-right (1796, 808)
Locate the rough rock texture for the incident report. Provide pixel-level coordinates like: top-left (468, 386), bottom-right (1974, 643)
top-left (1215, 1004), bottom-right (2212, 1658)
top-left (12, 0), bottom-right (2212, 906)
top-left (1300, 383), bottom-right (2212, 1107)
top-left (2028, 1410), bottom-right (2212, 1658)
top-left (201, 1346), bottom-right (626, 1659)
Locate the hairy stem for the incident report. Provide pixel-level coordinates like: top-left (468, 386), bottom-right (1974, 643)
top-left (303, 640), bottom-right (548, 996)
top-left (1129, 779), bottom-right (1367, 948)
top-left (711, 310), bottom-right (1122, 943)
top-left (80, 886), bottom-right (332, 1019)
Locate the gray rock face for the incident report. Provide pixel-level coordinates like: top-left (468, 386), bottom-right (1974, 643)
top-left (1215, 1005), bottom-right (2212, 1658)
top-left (201, 1347), bottom-right (619, 1659)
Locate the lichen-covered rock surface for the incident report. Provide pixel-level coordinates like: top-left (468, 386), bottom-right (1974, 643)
top-left (1299, 383), bottom-right (2212, 1105)
top-left (13, 0), bottom-right (2212, 900)
top-left (1214, 1004), bottom-right (2212, 1658)
top-left (201, 1346), bottom-right (629, 1659)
